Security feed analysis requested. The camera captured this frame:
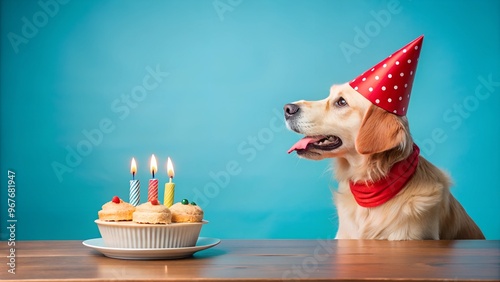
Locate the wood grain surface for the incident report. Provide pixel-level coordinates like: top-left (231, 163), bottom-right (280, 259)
top-left (1, 239), bottom-right (499, 281)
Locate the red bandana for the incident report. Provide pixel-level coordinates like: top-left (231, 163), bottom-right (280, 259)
top-left (349, 144), bottom-right (420, 208)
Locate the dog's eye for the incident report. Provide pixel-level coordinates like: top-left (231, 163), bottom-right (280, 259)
top-left (335, 97), bottom-right (348, 107)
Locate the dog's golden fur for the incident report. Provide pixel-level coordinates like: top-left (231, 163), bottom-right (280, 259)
top-left (286, 83), bottom-right (484, 240)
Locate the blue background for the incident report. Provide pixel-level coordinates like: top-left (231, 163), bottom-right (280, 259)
top-left (1, 0), bottom-right (499, 240)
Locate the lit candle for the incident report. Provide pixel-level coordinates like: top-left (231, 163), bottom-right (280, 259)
top-left (129, 158), bottom-right (140, 206)
top-left (164, 157), bottom-right (175, 207)
top-left (148, 154), bottom-right (159, 202)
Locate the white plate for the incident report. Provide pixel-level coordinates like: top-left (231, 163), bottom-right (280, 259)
top-left (82, 237), bottom-right (220, 260)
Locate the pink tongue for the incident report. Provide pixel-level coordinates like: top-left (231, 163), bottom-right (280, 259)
top-left (287, 137), bottom-right (323, 154)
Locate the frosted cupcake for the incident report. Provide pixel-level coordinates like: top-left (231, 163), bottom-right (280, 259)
top-left (95, 198), bottom-right (206, 248)
top-left (98, 196), bottom-right (135, 221)
top-left (133, 199), bottom-right (172, 224)
top-left (170, 199), bottom-right (204, 223)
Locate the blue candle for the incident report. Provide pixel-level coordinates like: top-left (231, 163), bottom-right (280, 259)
top-left (129, 158), bottom-right (140, 206)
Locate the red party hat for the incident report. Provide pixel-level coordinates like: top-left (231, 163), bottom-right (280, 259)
top-left (349, 35), bottom-right (424, 116)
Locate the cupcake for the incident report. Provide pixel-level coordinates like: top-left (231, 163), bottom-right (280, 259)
top-left (170, 199), bottom-right (204, 223)
top-left (133, 199), bottom-right (171, 224)
top-left (95, 198), bottom-right (206, 248)
top-left (98, 196), bottom-right (135, 221)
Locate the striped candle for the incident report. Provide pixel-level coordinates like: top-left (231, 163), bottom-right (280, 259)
top-left (148, 179), bottom-right (158, 202)
top-left (164, 157), bottom-right (175, 207)
top-left (130, 180), bottom-right (140, 206)
top-left (148, 154), bottom-right (159, 202)
top-left (164, 182), bottom-right (174, 207)
top-left (129, 158), bottom-right (140, 206)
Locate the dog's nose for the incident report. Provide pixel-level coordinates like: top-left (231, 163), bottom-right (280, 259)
top-left (284, 103), bottom-right (300, 119)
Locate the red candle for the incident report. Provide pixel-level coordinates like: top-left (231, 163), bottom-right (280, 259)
top-left (148, 154), bottom-right (159, 202)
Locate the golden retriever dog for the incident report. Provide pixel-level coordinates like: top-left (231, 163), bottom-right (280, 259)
top-left (285, 83), bottom-right (485, 240)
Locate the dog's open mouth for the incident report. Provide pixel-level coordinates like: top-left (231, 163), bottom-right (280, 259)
top-left (287, 135), bottom-right (342, 154)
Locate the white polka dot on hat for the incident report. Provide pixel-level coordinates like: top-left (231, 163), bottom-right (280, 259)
top-left (349, 35), bottom-right (423, 116)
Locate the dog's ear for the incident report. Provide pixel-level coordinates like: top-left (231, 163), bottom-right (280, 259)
top-left (355, 105), bottom-right (406, 155)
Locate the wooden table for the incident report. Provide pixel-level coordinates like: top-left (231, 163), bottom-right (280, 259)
top-left (1, 240), bottom-right (499, 281)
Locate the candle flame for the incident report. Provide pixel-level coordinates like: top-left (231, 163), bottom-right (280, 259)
top-left (130, 158), bottom-right (137, 175)
top-left (167, 157), bottom-right (175, 179)
top-left (150, 154), bottom-right (158, 177)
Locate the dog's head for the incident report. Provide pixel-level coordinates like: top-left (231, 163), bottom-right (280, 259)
top-left (285, 83), bottom-right (411, 161)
